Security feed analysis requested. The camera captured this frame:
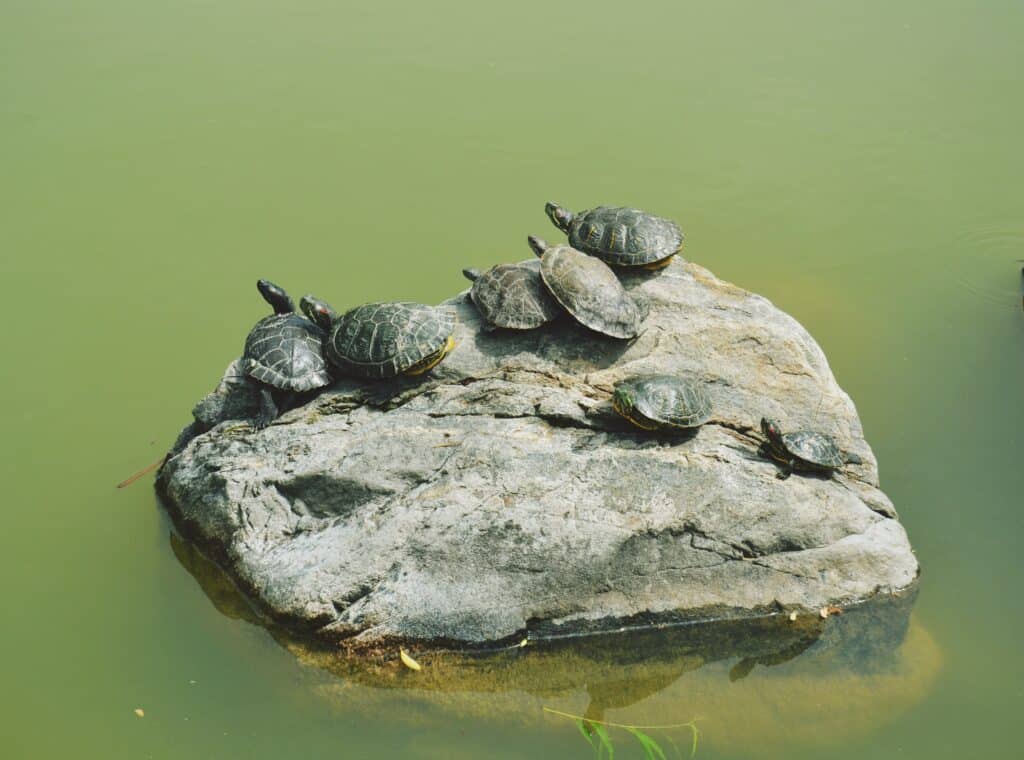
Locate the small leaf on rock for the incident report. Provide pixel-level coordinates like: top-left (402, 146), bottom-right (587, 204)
top-left (399, 648), bottom-right (422, 671)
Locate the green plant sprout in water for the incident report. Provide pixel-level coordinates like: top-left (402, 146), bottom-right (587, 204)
top-left (543, 707), bottom-right (700, 760)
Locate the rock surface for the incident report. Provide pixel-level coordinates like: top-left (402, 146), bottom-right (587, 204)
top-left (158, 259), bottom-right (918, 649)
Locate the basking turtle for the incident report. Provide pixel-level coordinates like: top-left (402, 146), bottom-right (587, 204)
top-left (759, 418), bottom-right (859, 479)
top-left (527, 236), bottom-right (647, 339)
top-left (301, 296), bottom-right (455, 379)
top-left (612, 375), bottom-right (712, 432)
top-left (545, 202), bottom-right (683, 270)
top-left (462, 262), bottom-right (562, 330)
top-left (242, 280), bottom-right (331, 429)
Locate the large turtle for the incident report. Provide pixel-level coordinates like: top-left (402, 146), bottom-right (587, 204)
top-left (612, 375), bottom-right (712, 432)
top-left (462, 262), bottom-right (562, 330)
top-left (545, 202), bottom-right (683, 270)
top-left (242, 280), bottom-right (331, 429)
top-left (301, 296), bottom-right (455, 379)
top-left (759, 418), bottom-right (861, 479)
top-left (527, 236), bottom-right (647, 339)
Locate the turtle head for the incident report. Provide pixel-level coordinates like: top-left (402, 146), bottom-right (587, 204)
top-left (300, 294), bottom-right (337, 332)
top-left (612, 386), bottom-right (636, 417)
top-left (257, 279), bottom-right (294, 315)
top-left (545, 202), bottom-right (574, 233)
top-left (527, 235), bottom-right (549, 258)
top-left (761, 418), bottom-right (783, 442)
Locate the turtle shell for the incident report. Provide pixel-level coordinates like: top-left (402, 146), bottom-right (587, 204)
top-left (468, 263), bottom-right (562, 330)
top-left (568, 206), bottom-right (683, 267)
top-left (243, 314), bottom-right (331, 392)
top-left (780, 431), bottom-right (844, 470)
top-left (614, 375), bottom-right (712, 429)
top-left (326, 302), bottom-right (455, 379)
top-left (538, 244), bottom-right (647, 339)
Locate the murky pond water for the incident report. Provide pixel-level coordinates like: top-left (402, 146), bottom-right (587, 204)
top-left (3, 1), bottom-right (1022, 757)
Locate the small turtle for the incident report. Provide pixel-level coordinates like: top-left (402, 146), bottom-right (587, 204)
top-left (545, 202), bottom-right (683, 270)
top-left (301, 296), bottom-right (455, 379)
top-left (759, 418), bottom-right (858, 479)
top-left (612, 375), bottom-right (712, 432)
top-left (242, 280), bottom-right (331, 429)
top-left (462, 262), bottom-right (562, 330)
top-left (527, 236), bottom-right (647, 339)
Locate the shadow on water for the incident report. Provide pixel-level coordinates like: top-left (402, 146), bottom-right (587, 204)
top-left (171, 532), bottom-right (942, 755)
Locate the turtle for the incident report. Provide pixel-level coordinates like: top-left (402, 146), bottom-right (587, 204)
top-left (462, 262), bottom-right (562, 331)
top-left (300, 296), bottom-right (455, 379)
top-left (759, 418), bottom-right (860, 479)
top-left (242, 279), bottom-right (331, 429)
top-left (527, 235), bottom-right (647, 339)
top-left (545, 202), bottom-right (683, 270)
top-left (612, 375), bottom-right (712, 432)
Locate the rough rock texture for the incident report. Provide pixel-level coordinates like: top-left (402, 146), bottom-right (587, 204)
top-left (158, 260), bottom-right (918, 649)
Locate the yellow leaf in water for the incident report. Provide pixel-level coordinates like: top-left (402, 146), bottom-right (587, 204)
top-left (399, 648), bottom-right (421, 671)
top-left (134, 708), bottom-right (145, 718)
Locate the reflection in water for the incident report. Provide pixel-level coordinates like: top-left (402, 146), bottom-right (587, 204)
top-left (171, 532), bottom-right (941, 755)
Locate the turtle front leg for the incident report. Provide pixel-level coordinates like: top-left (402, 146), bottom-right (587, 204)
top-left (254, 387), bottom-right (279, 430)
top-left (776, 461), bottom-right (794, 480)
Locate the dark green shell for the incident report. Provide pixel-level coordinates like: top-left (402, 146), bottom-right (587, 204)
top-left (538, 244), bottom-right (647, 339)
top-left (780, 431), bottom-right (844, 470)
top-left (326, 302), bottom-right (455, 379)
top-left (568, 206), bottom-right (683, 267)
top-left (467, 263), bottom-right (562, 330)
top-left (614, 375), bottom-right (712, 429)
top-left (243, 314), bottom-right (331, 392)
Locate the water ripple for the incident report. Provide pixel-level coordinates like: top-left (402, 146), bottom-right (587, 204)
top-left (949, 226), bottom-right (1024, 313)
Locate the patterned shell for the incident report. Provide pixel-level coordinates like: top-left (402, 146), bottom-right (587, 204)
top-left (620, 375), bottom-right (712, 428)
top-left (568, 206), bottom-right (683, 266)
top-left (243, 314), bottom-right (331, 392)
top-left (469, 263), bottom-right (562, 329)
top-left (538, 244), bottom-right (647, 339)
top-left (327, 302), bottom-right (455, 378)
top-left (780, 431), bottom-right (844, 469)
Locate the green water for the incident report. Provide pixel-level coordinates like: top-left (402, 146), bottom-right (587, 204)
top-left (3, 1), bottom-right (1022, 757)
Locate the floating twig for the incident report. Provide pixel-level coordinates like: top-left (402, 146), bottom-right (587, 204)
top-left (116, 455), bottom-right (167, 489)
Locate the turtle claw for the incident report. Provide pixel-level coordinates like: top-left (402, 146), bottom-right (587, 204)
top-left (252, 415), bottom-right (273, 431)
top-left (253, 388), bottom-right (279, 430)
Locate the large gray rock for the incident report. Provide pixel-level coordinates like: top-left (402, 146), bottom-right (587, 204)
top-left (158, 260), bottom-right (918, 649)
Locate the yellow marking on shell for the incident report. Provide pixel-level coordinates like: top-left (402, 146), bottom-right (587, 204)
top-left (608, 228), bottom-right (617, 249)
top-left (643, 253), bottom-right (676, 271)
top-left (404, 335), bottom-right (456, 376)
